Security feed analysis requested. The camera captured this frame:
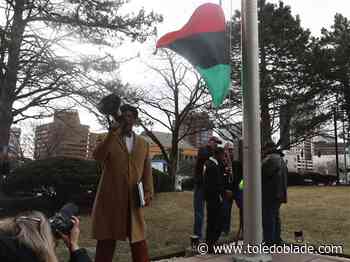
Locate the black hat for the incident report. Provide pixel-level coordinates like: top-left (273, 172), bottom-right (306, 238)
top-left (214, 147), bottom-right (225, 155)
top-left (263, 141), bottom-right (277, 151)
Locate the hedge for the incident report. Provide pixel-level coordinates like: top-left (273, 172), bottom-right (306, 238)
top-left (4, 157), bottom-right (173, 199)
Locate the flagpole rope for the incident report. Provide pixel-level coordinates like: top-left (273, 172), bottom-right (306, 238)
top-left (229, 0), bottom-right (233, 103)
top-left (220, 0), bottom-right (234, 107)
top-left (225, 0), bottom-right (233, 105)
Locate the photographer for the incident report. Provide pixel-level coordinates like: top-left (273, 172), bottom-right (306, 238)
top-left (0, 211), bottom-right (91, 262)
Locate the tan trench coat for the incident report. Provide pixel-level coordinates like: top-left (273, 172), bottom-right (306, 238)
top-left (91, 129), bottom-right (153, 243)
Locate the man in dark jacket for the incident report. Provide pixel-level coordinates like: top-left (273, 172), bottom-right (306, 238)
top-left (231, 159), bottom-right (243, 240)
top-left (261, 142), bottom-right (288, 245)
top-left (203, 147), bottom-right (228, 250)
top-left (0, 148), bottom-right (10, 192)
top-left (193, 136), bottom-right (221, 240)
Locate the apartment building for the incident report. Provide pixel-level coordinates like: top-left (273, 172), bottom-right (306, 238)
top-left (34, 110), bottom-right (89, 160)
top-left (179, 112), bottom-right (213, 148)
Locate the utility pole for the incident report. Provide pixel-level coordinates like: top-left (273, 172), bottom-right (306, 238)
top-left (342, 111), bottom-right (347, 183)
top-left (334, 107), bottom-right (340, 184)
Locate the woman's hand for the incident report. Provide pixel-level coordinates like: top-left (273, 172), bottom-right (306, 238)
top-left (59, 216), bottom-right (80, 253)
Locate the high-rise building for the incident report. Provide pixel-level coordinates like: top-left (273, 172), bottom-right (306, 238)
top-left (8, 127), bottom-right (21, 159)
top-left (34, 110), bottom-right (89, 160)
top-left (286, 138), bottom-right (314, 173)
top-left (87, 132), bottom-right (99, 160)
top-left (179, 112), bottom-right (213, 148)
top-left (280, 105), bottom-right (314, 173)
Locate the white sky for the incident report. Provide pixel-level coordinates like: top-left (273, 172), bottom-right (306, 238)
top-left (118, 0), bottom-right (350, 93)
top-left (19, 0), bottom-right (350, 133)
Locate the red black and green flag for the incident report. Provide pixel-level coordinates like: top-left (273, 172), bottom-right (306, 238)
top-left (156, 3), bottom-right (230, 107)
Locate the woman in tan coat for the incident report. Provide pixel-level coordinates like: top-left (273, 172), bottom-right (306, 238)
top-left (92, 104), bottom-right (153, 262)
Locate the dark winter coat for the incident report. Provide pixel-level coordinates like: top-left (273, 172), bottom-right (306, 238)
top-left (203, 157), bottom-right (226, 202)
top-left (261, 153), bottom-right (288, 204)
top-left (194, 146), bottom-right (214, 186)
top-left (231, 160), bottom-right (243, 199)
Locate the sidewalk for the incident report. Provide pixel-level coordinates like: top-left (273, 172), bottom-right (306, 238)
top-left (166, 253), bottom-right (350, 262)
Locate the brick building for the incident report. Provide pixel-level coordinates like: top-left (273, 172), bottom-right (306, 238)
top-left (34, 110), bottom-right (89, 160)
top-left (179, 112), bottom-right (213, 148)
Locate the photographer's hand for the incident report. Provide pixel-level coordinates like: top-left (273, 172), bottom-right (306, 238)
top-left (60, 216), bottom-right (80, 253)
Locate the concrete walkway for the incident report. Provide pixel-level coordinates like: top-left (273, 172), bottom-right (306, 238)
top-left (162, 254), bottom-right (350, 262)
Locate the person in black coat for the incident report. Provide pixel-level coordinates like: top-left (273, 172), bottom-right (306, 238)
top-left (193, 136), bottom-right (222, 240)
top-left (0, 211), bottom-right (91, 262)
top-left (203, 147), bottom-right (231, 250)
top-left (261, 142), bottom-right (288, 245)
top-left (231, 159), bottom-right (243, 240)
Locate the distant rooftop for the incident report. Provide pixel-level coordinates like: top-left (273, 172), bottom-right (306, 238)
top-left (142, 131), bottom-right (195, 149)
top-left (313, 134), bottom-right (336, 143)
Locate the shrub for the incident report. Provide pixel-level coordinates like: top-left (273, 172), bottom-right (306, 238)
top-left (4, 157), bottom-right (171, 203)
top-left (5, 157), bottom-right (99, 193)
top-left (3, 157), bottom-right (99, 209)
top-left (181, 176), bottom-right (194, 191)
top-left (152, 169), bottom-right (174, 193)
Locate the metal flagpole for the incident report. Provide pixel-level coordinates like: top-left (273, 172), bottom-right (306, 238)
top-left (214, 0), bottom-right (270, 260)
top-left (241, 0), bottom-right (262, 246)
top-left (233, 0), bottom-right (270, 261)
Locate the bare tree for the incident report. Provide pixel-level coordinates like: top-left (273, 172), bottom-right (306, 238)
top-left (135, 50), bottom-right (211, 177)
top-left (0, 0), bottom-right (162, 155)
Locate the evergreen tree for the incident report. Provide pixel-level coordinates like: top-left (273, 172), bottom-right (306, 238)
top-left (320, 14), bottom-right (350, 126)
top-left (228, 0), bottom-right (328, 147)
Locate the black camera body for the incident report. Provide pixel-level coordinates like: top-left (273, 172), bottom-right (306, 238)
top-left (49, 203), bottom-right (79, 236)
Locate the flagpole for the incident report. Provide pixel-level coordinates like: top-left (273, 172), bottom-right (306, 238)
top-left (239, 0), bottom-right (270, 260)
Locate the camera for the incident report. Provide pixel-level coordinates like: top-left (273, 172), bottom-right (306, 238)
top-left (49, 203), bottom-right (79, 236)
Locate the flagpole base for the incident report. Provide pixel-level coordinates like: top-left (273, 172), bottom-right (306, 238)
top-left (232, 254), bottom-right (272, 262)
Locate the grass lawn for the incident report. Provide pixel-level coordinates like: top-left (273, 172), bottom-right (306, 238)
top-left (56, 186), bottom-right (350, 261)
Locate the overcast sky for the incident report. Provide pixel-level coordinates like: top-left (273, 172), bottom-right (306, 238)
top-left (142, 0), bottom-right (350, 36)
top-left (48, 0), bottom-right (350, 132)
top-left (117, 0), bottom-right (350, 90)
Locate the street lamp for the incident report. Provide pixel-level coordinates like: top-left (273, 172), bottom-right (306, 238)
top-left (333, 107), bottom-right (340, 184)
top-left (300, 148), bottom-right (305, 173)
top-left (341, 110), bottom-right (348, 184)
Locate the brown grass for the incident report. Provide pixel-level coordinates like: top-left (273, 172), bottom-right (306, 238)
top-left (280, 186), bottom-right (350, 254)
top-left (56, 186), bottom-right (350, 261)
